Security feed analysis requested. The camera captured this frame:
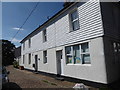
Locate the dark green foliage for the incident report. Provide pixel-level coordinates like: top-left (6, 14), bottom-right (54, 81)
top-left (13, 61), bottom-right (19, 68)
top-left (0, 39), bottom-right (15, 66)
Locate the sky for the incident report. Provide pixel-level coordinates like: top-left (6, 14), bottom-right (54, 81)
top-left (2, 2), bottom-right (64, 47)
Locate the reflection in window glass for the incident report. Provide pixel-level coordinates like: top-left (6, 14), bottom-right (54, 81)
top-left (72, 20), bottom-right (79, 31)
top-left (66, 46), bottom-right (71, 55)
top-left (81, 43), bottom-right (89, 53)
top-left (65, 42), bottom-right (90, 64)
top-left (73, 45), bottom-right (80, 64)
top-left (113, 42), bottom-right (117, 52)
top-left (43, 29), bottom-right (47, 42)
top-left (43, 51), bottom-right (47, 64)
top-left (67, 56), bottom-right (72, 64)
top-left (82, 54), bottom-right (90, 64)
top-left (70, 10), bottom-right (79, 31)
top-left (71, 10), bottom-right (77, 20)
top-left (66, 46), bottom-right (72, 64)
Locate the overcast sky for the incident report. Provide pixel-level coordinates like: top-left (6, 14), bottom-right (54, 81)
top-left (2, 2), bottom-right (64, 47)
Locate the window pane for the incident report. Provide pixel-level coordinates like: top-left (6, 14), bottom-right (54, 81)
top-left (29, 54), bottom-right (31, 64)
top-left (23, 55), bottom-right (25, 64)
top-left (81, 43), bottom-right (89, 53)
top-left (73, 45), bottom-right (81, 64)
top-left (71, 10), bottom-right (78, 21)
top-left (43, 29), bottom-right (47, 42)
top-left (113, 42), bottom-right (117, 52)
top-left (82, 54), bottom-right (90, 64)
top-left (43, 51), bottom-right (47, 63)
top-left (29, 39), bottom-right (31, 48)
top-left (67, 56), bottom-right (72, 64)
top-left (23, 43), bottom-right (25, 50)
top-left (65, 46), bottom-right (72, 64)
top-left (66, 46), bottom-right (72, 55)
top-left (72, 20), bottom-right (79, 30)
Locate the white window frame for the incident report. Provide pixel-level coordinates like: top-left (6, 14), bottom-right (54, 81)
top-left (43, 29), bottom-right (47, 42)
top-left (69, 9), bottom-right (80, 31)
top-left (66, 46), bottom-right (73, 64)
top-left (80, 43), bottom-right (90, 64)
top-left (28, 38), bottom-right (31, 48)
top-left (43, 50), bottom-right (47, 64)
top-left (65, 42), bottom-right (90, 65)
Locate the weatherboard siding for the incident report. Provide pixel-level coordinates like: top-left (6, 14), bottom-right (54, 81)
top-left (22, 0), bottom-right (104, 54)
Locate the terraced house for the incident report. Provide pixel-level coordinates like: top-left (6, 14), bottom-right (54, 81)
top-left (20, 0), bottom-right (120, 85)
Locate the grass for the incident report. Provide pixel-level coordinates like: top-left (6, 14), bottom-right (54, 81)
top-left (42, 80), bottom-right (57, 86)
top-left (42, 80), bottom-right (49, 83)
top-left (50, 82), bottom-right (57, 86)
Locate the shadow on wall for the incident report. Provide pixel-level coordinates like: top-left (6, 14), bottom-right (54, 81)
top-left (2, 82), bottom-right (22, 90)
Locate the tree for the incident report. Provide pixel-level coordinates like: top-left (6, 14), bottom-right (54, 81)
top-left (0, 39), bottom-right (15, 66)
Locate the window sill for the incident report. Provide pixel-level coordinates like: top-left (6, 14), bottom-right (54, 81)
top-left (43, 63), bottom-right (48, 64)
top-left (66, 63), bottom-right (91, 66)
top-left (43, 41), bottom-right (47, 43)
top-left (69, 28), bottom-right (80, 33)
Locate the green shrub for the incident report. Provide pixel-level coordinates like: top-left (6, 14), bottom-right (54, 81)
top-left (13, 61), bottom-right (19, 68)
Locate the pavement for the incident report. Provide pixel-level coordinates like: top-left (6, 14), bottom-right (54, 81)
top-left (3, 65), bottom-right (98, 89)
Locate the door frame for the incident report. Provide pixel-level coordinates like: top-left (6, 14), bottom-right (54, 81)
top-left (56, 50), bottom-right (63, 75)
top-left (35, 55), bottom-right (38, 72)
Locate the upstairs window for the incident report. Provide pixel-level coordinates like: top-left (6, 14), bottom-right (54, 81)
top-left (43, 29), bottom-right (47, 42)
top-left (70, 9), bottom-right (80, 31)
top-left (43, 50), bottom-right (47, 64)
top-left (23, 43), bottom-right (25, 50)
top-left (28, 38), bottom-right (31, 48)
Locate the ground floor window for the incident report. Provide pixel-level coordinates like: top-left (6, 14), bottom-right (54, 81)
top-left (112, 41), bottom-right (120, 63)
top-left (23, 55), bottom-right (25, 64)
top-left (65, 42), bottom-right (90, 64)
top-left (28, 53), bottom-right (31, 64)
top-left (43, 50), bottom-right (47, 64)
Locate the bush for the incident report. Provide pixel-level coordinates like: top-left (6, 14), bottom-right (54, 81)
top-left (13, 61), bottom-right (19, 68)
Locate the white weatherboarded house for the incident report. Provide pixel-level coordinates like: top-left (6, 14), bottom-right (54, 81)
top-left (20, 0), bottom-right (120, 85)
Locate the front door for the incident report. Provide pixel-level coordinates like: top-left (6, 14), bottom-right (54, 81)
top-left (35, 55), bottom-right (38, 72)
top-left (56, 50), bottom-right (63, 75)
